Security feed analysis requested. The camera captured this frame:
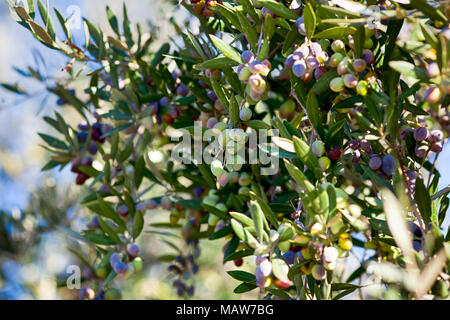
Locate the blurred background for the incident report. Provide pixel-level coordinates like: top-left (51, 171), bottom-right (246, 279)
top-left (0, 0), bottom-right (448, 300)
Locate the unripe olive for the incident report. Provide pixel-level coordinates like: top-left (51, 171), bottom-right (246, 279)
top-left (280, 100), bottom-right (296, 116)
top-left (301, 247), bottom-right (312, 260)
top-left (331, 40), bottom-right (345, 52)
top-left (311, 141), bottom-right (325, 157)
top-left (214, 122), bottom-right (228, 132)
top-left (239, 108), bottom-right (252, 121)
top-left (338, 233), bottom-right (353, 251)
top-left (278, 240), bottom-right (291, 252)
top-left (356, 80), bottom-right (368, 96)
top-left (277, 223), bottom-right (295, 241)
top-left (324, 261), bottom-right (337, 271)
top-left (238, 66), bottom-right (252, 81)
top-left (319, 39), bottom-right (330, 50)
top-left (105, 288), bottom-right (122, 300)
top-left (318, 156), bottom-right (331, 171)
top-left (364, 38), bottom-right (373, 49)
top-left (311, 264), bottom-right (327, 281)
top-left (238, 186), bottom-right (250, 196)
top-left (329, 52), bottom-right (344, 67)
top-left (210, 159), bottom-right (224, 177)
top-left (330, 77), bottom-right (345, 92)
top-left (238, 172), bottom-right (251, 186)
top-left (132, 256), bottom-right (143, 273)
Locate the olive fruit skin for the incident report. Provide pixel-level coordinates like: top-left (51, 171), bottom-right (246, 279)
top-left (311, 141), bottom-right (325, 157)
top-left (311, 264), bottom-right (327, 281)
top-left (428, 130), bottom-right (443, 143)
top-left (241, 50), bottom-right (255, 64)
top-left (381, 155), bottom-right (395, 176)
top-left (329, 77), bottom-right (345, 92)
top-left (414, 127), bottom-right (429, 142)
top-left (126, 243), bottom-right (140, 257)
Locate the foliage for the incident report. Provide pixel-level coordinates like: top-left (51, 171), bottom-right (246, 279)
top-left (2, 0), bottom-right (450, 300)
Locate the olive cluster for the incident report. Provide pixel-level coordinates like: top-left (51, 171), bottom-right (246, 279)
top-left (237, 51), bottom-right (271, 103)
top-left (168, 241), bottom-right (200, 297)
top-left (71, 120), bottom-right (111, 185)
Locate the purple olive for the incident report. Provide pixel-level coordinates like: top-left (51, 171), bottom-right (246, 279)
top-left (296, 17), bottom-right (306, 36)
top-left (381, 154), bottom-right (395, 176)
top-left (305, 56), bottom-right (320, 69)
top-left (176, 84), bottom-right (190, 96)
top-left (76, 131), bottom-right (88, 144)
top-left (414, 127), bottom-right (429, 142)
top-left (362, 49), bottom-right (374, 65)
top-left (110, 253), bottom-right (122, 268)
top-left (241, 50), bottom-right (255, 64)
top-left (349, 139), bottom-right (360, 150)
top-left (426, 62), bottom-right (440, 78)
top-left (127, 243), bottom-right (140, 257)
top-left (415, 145), bottom-right (428, 158)
top-left (113, 261), bottom-right (129, 274)
top-left (406, 170), bottom-right (417, 184)
top-left (292, 60), bottom-right (307, 78)
top-left (117, 205), bottom-right (129, 217)
top-left (88, 141), bottom-right (98, 155)
top-left (369, 155), bottom-right (382, 170)
top-left (431, 142), bottom-right (443, 153)
top-left (428, 130), bottom-right (443, 143)
top-left (285, 54), bottom-right (295, 69)
top-left (282, 251), bottom-right (296, 265)
top-left (360, 140), bottom-right (372, 154)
